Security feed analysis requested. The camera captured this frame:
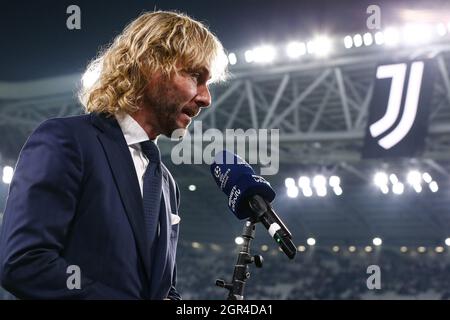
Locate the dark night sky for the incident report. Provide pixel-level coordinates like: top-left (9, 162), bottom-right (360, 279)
top-left (1, 0), bottom-right (449, 81)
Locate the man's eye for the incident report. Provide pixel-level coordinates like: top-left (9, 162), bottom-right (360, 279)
top-left (190, 72), bottom-right (200, 79)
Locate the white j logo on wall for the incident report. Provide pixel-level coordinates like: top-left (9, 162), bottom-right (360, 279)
top-left (362, 60), bottom-right (436, 159)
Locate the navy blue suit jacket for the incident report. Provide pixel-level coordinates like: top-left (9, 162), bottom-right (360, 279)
top-left (0, 113), bottom-right (181, 299)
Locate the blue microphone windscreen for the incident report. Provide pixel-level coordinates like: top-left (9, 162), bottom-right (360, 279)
top-left (211, 150), bottom-right (276, 219)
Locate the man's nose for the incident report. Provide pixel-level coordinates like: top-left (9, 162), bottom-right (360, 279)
top-left (195, 84), bottom-right (212, 108)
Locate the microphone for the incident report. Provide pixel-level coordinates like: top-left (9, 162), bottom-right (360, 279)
top-left (210, 150), bottom-right (297, 259)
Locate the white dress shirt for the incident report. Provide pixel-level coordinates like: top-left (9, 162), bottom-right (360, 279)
top-left (115, 112), bottom-right (180, 227)
top-left (115, 112), bottom-right (155, 197)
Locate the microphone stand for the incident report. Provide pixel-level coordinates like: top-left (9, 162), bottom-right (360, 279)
top-left (216, 218), bottom-right (263, 300)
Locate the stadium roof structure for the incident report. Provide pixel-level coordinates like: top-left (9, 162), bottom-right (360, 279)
top-left (1, 32), bottom-right (450, 249)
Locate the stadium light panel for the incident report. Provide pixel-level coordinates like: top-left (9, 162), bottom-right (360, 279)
top-left (285, 177), bottom-right (296, 188)
top-left (235, 237), bottom-right (244, 245)
top-left (252, 45), bottom-right (276, 63)
top-left (392, 182), bottom-right (404, 195)
top-left (372, 237), bottom-right (382, 246)
top-left (307, 238), bottom-right (316, 246)
top-left (407, 170), bottom-right (422, 185)
top-left (384, 27), bottom-right (400, 46)
top-left (313, 36), bottom-right (332, 57)
top-left (313, 175), bottom-right (327, 188)
top-left (298, 176), bottom-right (311, 188)
top-left (353, 34), bottom-right (363, 47)
top-left (363, 32), bottom-right (373, 46)
top-left (302, 186), bottom-right (313, 197)
top-left (228, 52), bottom-right (237, 65)
top-left (429, 181), bottom-right (439, 193)
top-left (374, 172), bottom-right (388, 187)
top-left (343, 35), bottom-right (353, 49)
top-left (422, 172), bottom-right (432, 184)
top-left (333, 186), bottom-right (343, 196)
top-left (286, 41), bottom-right (306, 59)
top-left (445, 238), bottom-right (450, 246)
top-left (329, 175), bottom-right (341, 187)
top-left (389, 173), bottom-right (399, 185)
top-left (287, 186), bottom-right (299, 198)
top-left (437, 23), bottom-right (447, 36)
top-left (374, 31), bottom-right (385, 45)
top-left (2, 166), bottom-right (13, 184)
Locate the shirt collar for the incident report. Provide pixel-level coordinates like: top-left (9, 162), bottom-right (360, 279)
top-left (115, 112), bottom-right (157, 147)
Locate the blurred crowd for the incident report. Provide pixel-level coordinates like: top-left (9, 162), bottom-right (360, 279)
top-left (176, 242), bottom-right (450, 300)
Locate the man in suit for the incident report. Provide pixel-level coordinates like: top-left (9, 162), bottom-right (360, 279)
top-left (0, 11), bottom-right (227, 299)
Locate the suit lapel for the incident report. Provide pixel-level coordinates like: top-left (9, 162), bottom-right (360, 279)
top-left (90, 113), bottom-right (152, 283)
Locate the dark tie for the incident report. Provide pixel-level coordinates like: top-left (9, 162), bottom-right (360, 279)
top-left (140, 140), bottom-right (163, 250)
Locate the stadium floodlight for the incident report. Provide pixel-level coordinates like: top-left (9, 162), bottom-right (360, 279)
top-left (353, 34), bottom-right (363, 47)
top-left (343, 35), bottom-right (353, 49)
top-left (400, 246), bottom-right (408, 253)
top-left (413, 184), bottom-right (422, 193)
top-left (374, 31), bottom-right (385, 45)
top-left (313, 175), bottom-right (327, 188)
top-left (261, 245), bottom-right (269, 252)
top-left (244, 50), bottom-right (254, 63)
top-left (389, 173), bottom-right (399, 185)
top-left (384, 27), bottom-right (400, 46)
top-left (402, 23), bottom-right (433, 46)
top-left (380, 185), bottom-right (389, 194)
top-left (363, 32), bottom-right (373, 46)
top-left (235, 237), bottom-right (244, 245)
top-left (374, 172), bottom-right (388, 187)
top-left (287, 186), bottom-right (299, 198)
top-left (302, 186), bottom-right (313, 197)
top-left (329, 175), bottom-right (341, 187)
top-left (306, 40), bottom-right (315, 54)
top-left (333, 186), bottom-right (343, 196)
top-left (192, 242), bottom-right (201, 249)
top-left (316, 187), bottom-right (327, 197)
top-left (286, 41), bottom-right (306, 59)
top-left (312, 36), bottom-right (332, 57)
top-left (435, 246), bottom-right (444, 253)
top-left (437, 23), bottom-right (447, 36)
top-left (392, 182), bottom-right (404, 195)
top-left (285, 177), bottom-right (296, 188)
top-left (429, 181), bottom-right (439, 193)
top-left (307, 238), bottom-right (316, 246)
top-left (422, 172), bottom-right (432, 184)
top-left (228, 52), bottom-right (237, 65)
top-left (298, 176), bottom-right (311, 188)
top-left (252, 45), bottom-right (276, 63)
top-left (372, 237), bottom-right (382, 246)
top-left (188, 184), bottom-right (196, 191)
top-left (407, 170), bottom-right (422, 185)
top-left (332, 246), bottom-right (340, 252)
top-left (348, 246), bottom-right (356, 252)
top-left (417, 246), bottom-right (426, 253)
top-left (2, 166), bottom-right (13, 184)
top-left (365, 246), bottom-right (373, 253)
top-left (445, 238), bottom-right (450, 247)
top-left (298, 245), bottom-right (306, 252)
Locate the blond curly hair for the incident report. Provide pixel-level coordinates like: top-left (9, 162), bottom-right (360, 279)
top-left (79, 11), bottom-right (228, 115)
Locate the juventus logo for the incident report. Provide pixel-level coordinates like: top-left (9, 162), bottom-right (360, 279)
top-left (369, 61), bottom-right (425, 149)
